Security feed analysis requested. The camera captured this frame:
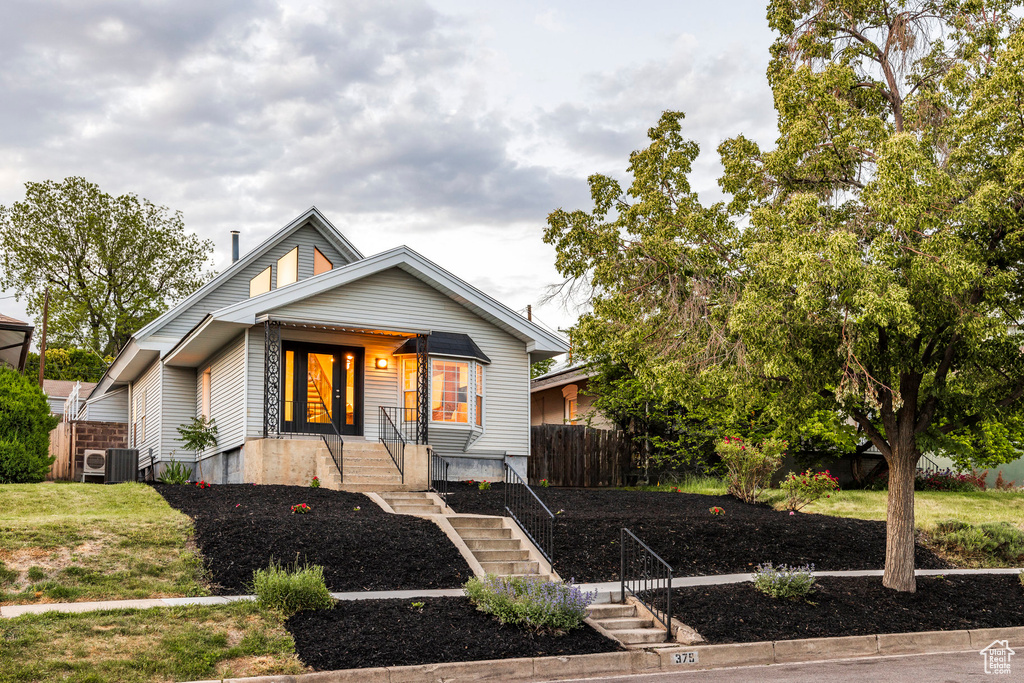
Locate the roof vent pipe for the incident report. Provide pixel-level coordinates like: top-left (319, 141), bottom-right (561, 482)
top-left (231, 231), bottom-right (239, 263)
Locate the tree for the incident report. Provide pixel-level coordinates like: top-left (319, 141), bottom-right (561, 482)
top-left (544, 3), bottom-right (1024, 592)
top-left (0, 177), bottom-right (214, 357)
top-left (0, 366), bottom-right (58, 483)
top-left (531, 358), bottom-right (558, 379)
top-left (24, 347), bottom-right (110, 383)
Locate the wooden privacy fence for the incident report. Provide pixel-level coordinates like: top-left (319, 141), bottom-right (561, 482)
top-left (47, 421), bottom-right (74, 481)
top-left (529, 424), bottom-right (633, 487)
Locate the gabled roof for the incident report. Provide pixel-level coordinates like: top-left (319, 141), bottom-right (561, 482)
top-left (211, 246), bottom-right (568, 355)
top-left (162, 246), bottom-right (568, 367)
top-left (42, 379), bottom-right (97, 399)
top-left (133, 206), bottom-right (363, 342)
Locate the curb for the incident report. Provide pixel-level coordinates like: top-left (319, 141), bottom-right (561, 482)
top-left (191, 626), bottom-right (1024, 682)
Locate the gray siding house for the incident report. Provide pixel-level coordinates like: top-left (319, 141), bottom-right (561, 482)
top-left (86, 208), bottom-right (567, 487)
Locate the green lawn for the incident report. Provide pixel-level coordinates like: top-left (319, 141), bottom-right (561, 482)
top-left (802, 489), bottom-right (1024, 530)
top-left (0, 482), bottom-right (208, 605)
top-left (0, 602), bottom-right (304, 682)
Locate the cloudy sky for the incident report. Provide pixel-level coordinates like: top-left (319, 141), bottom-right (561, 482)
top-left (0, 0), bottom-right (779, 343)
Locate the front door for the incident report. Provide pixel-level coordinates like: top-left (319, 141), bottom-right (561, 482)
top-left (282, 342), bottom-right (363, 436)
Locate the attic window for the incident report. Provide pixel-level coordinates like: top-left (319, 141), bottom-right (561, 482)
top-left (314, 247), bottom-right (333, 275)
top-left (277, 247), bottom-right (298, 288)
top-left (249, 267), bottom-right (271, 297)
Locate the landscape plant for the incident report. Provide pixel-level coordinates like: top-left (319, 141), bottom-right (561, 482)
top-left (310, 476), bottom-right (320, 488)
top-left (251, 559), bottom-right (333, 614)
top-left (716, 436), bottom-right (784, 504)
top-left (752, 563), bottom-right (816, 600)
top-left (478, 481), bottom-right (491, 491)
top-left (0, 367), bottom-right (58, 483)
top-left (930, 520), bottom-right (1024, 566)
top-left (780, 470), bottom-right (840, 511)
top-left (157, 460), bottom-right (191, 485)
top-left (709, 506), bottom-right (724, 515)
top-left (290, 503), bottom-right (311, 514)
top-left (464, 575), bottom-right (595, 634)
top-left (916, 470), bottom-right (985, 493)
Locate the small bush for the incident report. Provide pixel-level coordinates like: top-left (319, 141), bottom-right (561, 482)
top-left (709, 506), bottom-right (724, 515)
top-left (752, 562), bottom-right (816, 600)
top-left (930, 519), bottom-right (1024, 565)
top-left (478, 481), bottom-right (491, 491)
top-left (716, 437), bottom-right (785, 504)
top-left (916, 469), bottom-right (984, 492)
top-left (465, 575), bottom-right (595, 633)
top-left (157, 460), bottom-right (191, 485)
top-left (0, 366), bottom-right (58, 483)
top-left (781, 470), bottom-right (840, 511)
top-left (310, 476), bottom-right (320, 488)
top-left (290, 503), bottom-right (311, 514)
top-left (251, 560), bottom-right (333, 614)
top-left (539, 479), bottom-right (550, 487)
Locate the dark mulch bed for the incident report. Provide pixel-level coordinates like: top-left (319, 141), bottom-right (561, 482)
top-left (673, 574), bottom-right (1024, 643)
top-left (444, 483), bottom-right (950, 581)
top-left (287, 596), bottom-right (622, 670)
top-left (155, 484), bottom-right (472, 593)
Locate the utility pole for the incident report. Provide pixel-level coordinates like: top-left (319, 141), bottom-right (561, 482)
top-left (38, 287), bottom-right (49, 386)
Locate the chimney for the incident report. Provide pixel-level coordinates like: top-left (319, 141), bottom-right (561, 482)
top-left (231, 231), bottom-right (239, 263)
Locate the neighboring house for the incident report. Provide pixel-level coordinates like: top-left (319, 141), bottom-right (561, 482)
top-left (530, 364), bottom-right (614, 430)
top-left (86, 207), bottom-right (568, 486)
top-left (0, 313), bottom-right (33, 373)
top-left (41, 379), bottom-right (97, 417)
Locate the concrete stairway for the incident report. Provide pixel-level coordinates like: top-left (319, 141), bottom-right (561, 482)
top-left (314, 441), bottom-right (406, 492)
top-left (448, 516), bottom-right (550, 580)
top-left (381, 491), bottom-right (445, 515)
top-left (587, 602), bottom-right (672, 648)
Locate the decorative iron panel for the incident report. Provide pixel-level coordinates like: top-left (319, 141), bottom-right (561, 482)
top-left (263, 320), bottom-right (281, 437)
top-left (416, 333), bottom-right (429, 445)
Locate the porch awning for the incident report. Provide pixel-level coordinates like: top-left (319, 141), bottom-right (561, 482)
top-left (0, 313), bottom-right (34, 372)
top-left (393, 331), bottom-right (490, 364)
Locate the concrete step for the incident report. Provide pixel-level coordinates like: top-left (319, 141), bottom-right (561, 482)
top-left (390, 505), bottom-right (442, 515)
top-left (346, 472), bottom-right (402, 481)
top-left (449, 516), bottom-right (505, 529)
top-left (598, 617), bottom-right (654, 630)
top-left (382, 492), bottom-right (431, 501)
top-left (588, 604), bottom-right (637, 619)
top-left (479, 561), bottom-right (539, 575)
top-left (462, 539), bottom-right (522, 551)
top-left (340, 483), bottom-right (411, 493)
top-left (455, 527), bottom-right (512, 540)
top-left (346, 464), bottom-right (400, 475)
top-left (472, 549), bottom-right (529, 562)
top-left (609, 628), bottom-right (671, 645)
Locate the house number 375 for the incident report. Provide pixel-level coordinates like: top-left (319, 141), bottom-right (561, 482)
top-left (672, 652), bottom-right (699, 665)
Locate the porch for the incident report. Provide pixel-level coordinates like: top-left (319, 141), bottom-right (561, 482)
top-left (258, 318), bottom-right (435, 491)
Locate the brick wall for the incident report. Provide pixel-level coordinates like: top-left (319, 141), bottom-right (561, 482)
top-left (55, 421), bottom-right (129, 481)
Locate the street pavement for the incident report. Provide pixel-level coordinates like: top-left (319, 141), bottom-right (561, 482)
top-left (536, 651), bottom-right (998, 682)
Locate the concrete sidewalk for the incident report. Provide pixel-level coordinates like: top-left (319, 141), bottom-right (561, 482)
top-left (2, 567), bottom-right (1020, 618)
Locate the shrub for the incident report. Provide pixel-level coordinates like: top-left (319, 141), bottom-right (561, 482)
top-left (916, 469), bottom-right (984, 492)
top-left (478, 481), bottom-right (491, 491)
top-left (716, 436), bottom-right (785, 503)
top-left (930, 519), bottom-right (1024, 565)
top-left (0, 367), bottom-right (58, 483)
top-left (465, 575), bottom-right (595, 633)
top-left (752, 562), bottom-right (816, 600)
top-left (251, 560), bottom-right (333, 614)
top-left (157, 460), bottom-right (191, 485)
top-left (780, 470), bottom-right (840, 511)
top-left (194, 480), bottom-right (210, 489)
top-left (539, 479), bottom-right (550, 487)
top-left (310, 476), bottom-right (321, 488)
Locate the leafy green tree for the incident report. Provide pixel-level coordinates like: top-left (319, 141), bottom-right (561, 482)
top-left (531, 358), bottom-right (558, 379)
top-left (24, 347), bottom-right (110, 383)
top-left (0, 177), bottom-right (214, 357)
top-left (545, 4), bottom-right (1024, 592)
top-left (0, 367), bottom-right (58, 483)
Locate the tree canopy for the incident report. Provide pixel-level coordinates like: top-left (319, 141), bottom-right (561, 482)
top-left (25, 347), bottom-right (110, 384)
top-left (0, 177), bottom-right (214, 357)
top-left (545, 1), bottom-right (1024, 592)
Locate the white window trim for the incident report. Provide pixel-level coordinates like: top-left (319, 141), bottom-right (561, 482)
top-left (397, 355), bottom-right (485, 430)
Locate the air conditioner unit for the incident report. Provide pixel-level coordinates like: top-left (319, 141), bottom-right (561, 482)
top-left (82, 449), bottom-right (106, 481)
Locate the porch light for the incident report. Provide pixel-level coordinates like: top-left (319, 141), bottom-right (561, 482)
top-left (374, 358), bottom-right (388, 370)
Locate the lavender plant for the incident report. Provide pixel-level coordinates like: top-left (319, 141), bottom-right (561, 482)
top-left (464, 575), bottom-right (595, 633)
top-left (752, 562), bottom-right (816, 600)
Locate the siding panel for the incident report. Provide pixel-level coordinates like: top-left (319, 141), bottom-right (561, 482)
top-left (81, 388), bottom-right (129, 423)
top-left (132, 361), bottom-right (162, 468)
top-left (195, 334), bottom-right (247, 459)
top-left (162, 366), bottom-right (197, 461)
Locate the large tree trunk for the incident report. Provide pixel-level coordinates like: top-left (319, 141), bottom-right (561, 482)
top-left (883, 441), bottom-right (919, 592)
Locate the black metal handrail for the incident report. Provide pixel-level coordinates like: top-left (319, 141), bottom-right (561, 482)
top-left (429, 448), bottom-right (449, 504)
top-left (917, 454), bottom-right (941, 475)
top-left (378, 406), bottom-right (406, 483)
top-left (620, 527), bottom-right (673, 642)
top-left (380, 406), bottom-right (422, 444)
top-left (503, 462), bottom-right (554, 563)
top-left (281, 400), bottom-right (344, 481)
